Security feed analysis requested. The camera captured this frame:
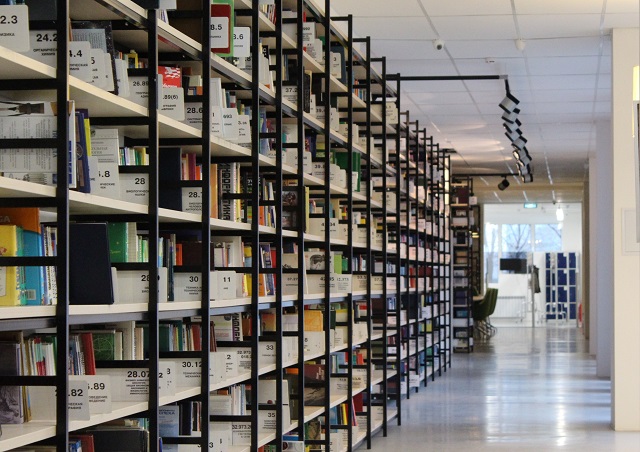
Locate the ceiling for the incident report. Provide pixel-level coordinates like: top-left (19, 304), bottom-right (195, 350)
top-left (331, 0), bottom-right (636, 204)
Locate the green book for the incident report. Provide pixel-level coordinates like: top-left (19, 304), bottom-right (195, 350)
top-left (107, 222), bottom-right (128, 263)
top-left (92, 331), bottom-right (116, 361)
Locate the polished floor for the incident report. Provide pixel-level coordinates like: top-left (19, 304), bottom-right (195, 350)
top-left (369, 327), bottom-right (640, 451)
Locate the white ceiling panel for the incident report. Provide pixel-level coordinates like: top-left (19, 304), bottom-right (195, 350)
top-left (523, 37), bottom-right (603, 57)
top-left (532, 102), bottom-right (595, 115)
top-left (431, 15), bottom-right (518, 40)
top-left (472, 89), bottom-right (533, 103)
top-left (330, 0), bottom-right (426, 17)
top-left (407, 91), bottom-right (474, 105)
top-left (518, 14), bottom-right (602, 40)
top-left (464, 79), bottom-right (505, 92)
top-left (603, 13), bottom-right (640, 29)
top-left (529, 75), bottom-right (597, 91)
top-left (594, 101), bottom-right (611, 113)
top-left (353, 17), bottom-right (436, 40)
top-left (433, 115), bottom-right (491, 125)
top-left (595, 89), bottom-right (611, 102)
top-left (514, 0), bottom-right (604, 15)
top-left (531, 89), bottom-right (597, 103)
top-left (386, 59), bottom-right (458, 76)
top-left (445, 40), bottom-right (523, 59)
top-left (527, 56), bottom-right (600, 76)
top-left (421, 0), bottom-right (512, 17)
top-left (369, 39), bottom-right (449, 60)
top-left (401, 79), bottom-right (468, 93)
top-left (604, 0), bottom-right (639, 14)
top-left (418, 103), bottom-right (481, 115)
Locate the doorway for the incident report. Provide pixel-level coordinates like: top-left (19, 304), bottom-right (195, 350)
top-left (482, 203), bottom-right (583, 328)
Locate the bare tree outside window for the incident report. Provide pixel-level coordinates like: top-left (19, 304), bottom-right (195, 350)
top-left (502, 224), bottom-right (532, 258)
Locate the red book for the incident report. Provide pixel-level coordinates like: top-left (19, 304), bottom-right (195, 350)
top-left (70, 434), bottom-right (95, 452)
top-left (80, 332), bottom-right (96, 375)
top-left (158, 66), bottom-right (182, 88)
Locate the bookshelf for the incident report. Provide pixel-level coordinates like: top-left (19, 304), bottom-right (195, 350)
top-left (0, 0), bottom-right (453, 450)
top-left (451, 176), bottom-right (473, 353)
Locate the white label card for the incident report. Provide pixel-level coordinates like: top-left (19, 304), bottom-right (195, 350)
top-left (211, 106), bottom-right (223, 136)
top-left (233, 27), bottom-right (250, 58)
top-left (102, 52), bottom-right (115, 91)
top-left (77, 375), bottom-right (112, 414)
top-left (87, 158), bottom-right (120, 199)
top-left (0, 5), bottom-right (29, 52)
top-left (69, 41), bottom-right (92, 82)
top-left (176, 358), bottom-right (203, 387)
top-left (127, 76), bottom-right (150, 107)
top-left (114, 59), bottom-right (129, 97)
top-left (67, 379), bottom-right (90, 421)
top-left (158, 360), bottom-right (176, 397)
top-left (282, 85), bottom-right (297, 104)
top-left (160, 86), bottom-right (185, 121)
top-left (173, 271), bottom-right (202, 301)
top-left (96, 368), bottom-right (149, 402)
top-left (26, 30), bottom-right (57, 66)
top-left (210, 16), bottom-right (229, 48)
top-left (237, 114), bottom-right (250, 144)
top-left (181, 187), bottom-right (202, 214)
top-left (221, 108), bottom-right (239, 140)
top-left (89, 48), bottom-right (107, 88)
top-left (185, 102), bottom-right (203, 129)
top-left (119, 173), bottom-right (149, 205)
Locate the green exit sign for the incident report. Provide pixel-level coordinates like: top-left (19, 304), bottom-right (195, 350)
top-left (524, 203), bottom-right (538, 209)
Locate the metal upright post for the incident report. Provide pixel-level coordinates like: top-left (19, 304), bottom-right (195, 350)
top-left (55, 1), bottom-right (70, 449)
top-left (146, 6), bottom-right (161, 451)
top-left (250, 1), bottom-right (261, 449)
top-left (200, 0), bottom-right (212, 448)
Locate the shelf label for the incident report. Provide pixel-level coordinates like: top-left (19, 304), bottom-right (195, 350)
top-left (222, 349), bottom-right (239, 377)
top-left (69, 41), bottom-right (92, 82)
top-left (78, 375), bottom-right (112, 414)
top-left (0, 5), bottom-right (29, 52)
top-left (210, 15), bottom-right (230, 50)
top-left (236, 114), bottom-right (250, 145)
top-left (233, 26), bottom-right (250, 58)
top-left (214, 270), bottom-right (236, 300)
top-left (160, 86), bottom-right (185, 121)
top-left (158, 360), bottom-right (176, 397)
top-left (25, 29), bottom-right (57, 66)
top-left (96, 368), bottom-right (149, 402)
top-left (185, 102), bottom-right (203, 129)
top-left (114, 58), bottom-right (129, 97)
top-left (221, 107), bottom-right (239, 141)
top-left (174, 271), bottom-right (202, 301)
top-left (211, 105), bottom-right (223, 136)
top-left (119, 172), bottom-right (149, 205)
top-left (67, 379), bottom-right (90, 421)
top-left (87, 158), bottom-right (120, 198)
top-left (282, 85), bottom-right (297, 104)
top-left (127, 76), bottom-right (149, 106)
top-left (176, 357), bottom-right (203, 387)
top-left (89, 48), bottom-right (107, 88)
top-left (116, 267), bottom-right (168, 304)
top-left (231, 422), bottom-right (252, 446)
top-left (181, 187), bottom-right (202, 214)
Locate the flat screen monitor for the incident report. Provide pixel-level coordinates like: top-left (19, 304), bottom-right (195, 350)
top-left (499, 258), bottom-right (527, 274)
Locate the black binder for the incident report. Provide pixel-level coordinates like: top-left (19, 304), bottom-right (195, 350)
top-left (69, 223), bottom-right (114, 305)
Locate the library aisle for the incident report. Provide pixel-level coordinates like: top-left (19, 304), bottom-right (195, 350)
top-left (370, 328), bottom-right (640, 451)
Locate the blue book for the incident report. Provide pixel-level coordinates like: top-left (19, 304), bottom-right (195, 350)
top-left (0, 208), bottom-right (46, 305)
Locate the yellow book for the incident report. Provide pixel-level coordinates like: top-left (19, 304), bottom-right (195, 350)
top-left (0, 225), bottom-right (25, 306)
top-left (304, 309), bottom-right (324, 332)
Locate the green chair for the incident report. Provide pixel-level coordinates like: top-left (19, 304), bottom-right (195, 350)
top-left (472, 289), bottom-right (495, 340)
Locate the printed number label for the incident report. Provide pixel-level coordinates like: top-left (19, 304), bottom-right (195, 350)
top-left (36, 32), bottom-right (56, 42)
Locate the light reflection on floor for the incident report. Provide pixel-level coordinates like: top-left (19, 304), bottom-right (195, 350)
top-left (368, 327), bottom-right (640, 451)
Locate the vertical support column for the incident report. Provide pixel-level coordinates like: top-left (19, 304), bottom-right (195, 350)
top-left (200, 0), bottom-right (212, 448)
top-left (274, 0), bottom-right (285, 448)
top-left (322, 1), bottom-right (332, 449)
top-left (250, 1), bottom-right (261, 449)
top-left (147, 8), bottom-right (161, 452)
top-left (55, 1), bottom-right (70, 450)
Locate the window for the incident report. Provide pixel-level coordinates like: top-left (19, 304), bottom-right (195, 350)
top-left (534, 224), bottom-right (563, 252)
top-left (502, 224), bottom-right (531, 258)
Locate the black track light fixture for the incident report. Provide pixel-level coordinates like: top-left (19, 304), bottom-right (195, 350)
top-left (497, 177), bottom-right (510, 191)
top-left (499, 92), bottom-right (520, 113)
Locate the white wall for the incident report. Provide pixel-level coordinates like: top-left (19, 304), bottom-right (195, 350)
top-left (611, 28), bottom-right (640, 431)
top-left (591, 121), bottom-right (613, 378)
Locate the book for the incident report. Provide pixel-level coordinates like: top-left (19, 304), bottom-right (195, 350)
top-left (69, 223), bottom-right (114, 305)
top-left (0, 100), bottom-right (76, 188)
top-left (0, 208), bottom-right (46, 305)
top-left (0, 341), bottom-right (24, 423)
top-left (0, 225), bottom-right (25, 306)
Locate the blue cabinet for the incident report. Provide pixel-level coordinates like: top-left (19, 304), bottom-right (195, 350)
top-left (545, 252), bottom-right (579, 321)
